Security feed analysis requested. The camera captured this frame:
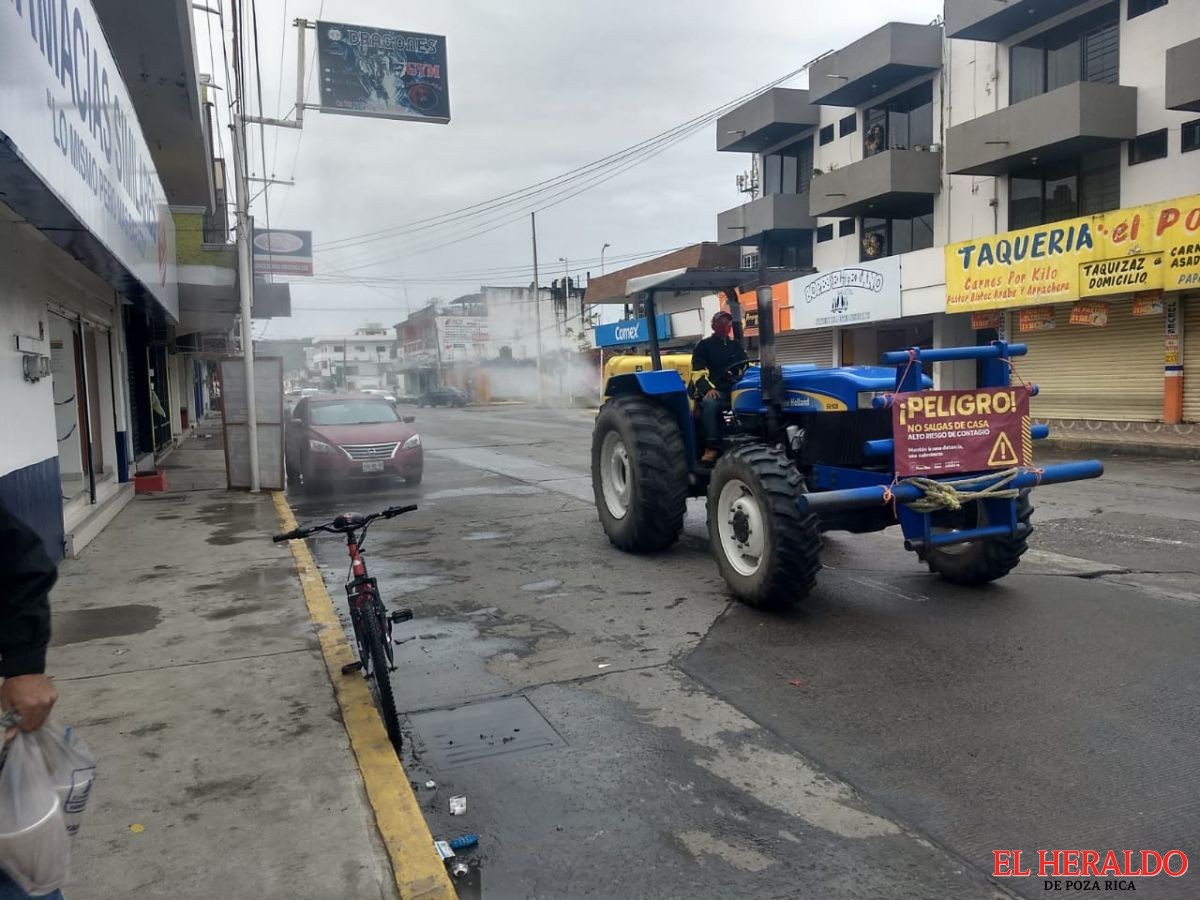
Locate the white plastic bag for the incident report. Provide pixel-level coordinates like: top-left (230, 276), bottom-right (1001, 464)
top-left (33, 723), bottom-right (96, 839)
top-left (0, 733), bottom-right (71, 895)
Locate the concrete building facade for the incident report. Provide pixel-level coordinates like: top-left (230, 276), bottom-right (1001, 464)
top-left (716, 1), bottom-right (1200, 426)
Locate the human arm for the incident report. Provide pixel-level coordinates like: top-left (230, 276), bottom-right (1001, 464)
top-left (690, 339), bottom-right (718, 399)
top-left (0, 503), bottom-right (59, 734)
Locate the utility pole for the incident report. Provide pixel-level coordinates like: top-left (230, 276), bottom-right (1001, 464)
top-left (601, 242), bottom-right (610, 275)
top-left (229, 4), bottom-right (259, 493)
top-left (530, 212), bottom-right (543, 405)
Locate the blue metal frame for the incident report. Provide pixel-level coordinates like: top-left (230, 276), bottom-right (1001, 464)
top-left (803, 342), bottom-right (1101, 550)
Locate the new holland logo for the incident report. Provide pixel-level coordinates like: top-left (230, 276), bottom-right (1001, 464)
top-left (830, 292), bottom-right (849, 315)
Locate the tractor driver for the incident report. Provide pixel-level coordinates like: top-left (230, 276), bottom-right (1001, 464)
top-left (691, 310), bottom-right (747, 464)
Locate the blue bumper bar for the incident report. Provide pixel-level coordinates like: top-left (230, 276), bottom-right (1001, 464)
top-left (863, 424), bottom-right (1050, 458)
top-left (881, 342), bottom-right (1028, 365)
top-left (797, 460), bottom-right (1104, 515)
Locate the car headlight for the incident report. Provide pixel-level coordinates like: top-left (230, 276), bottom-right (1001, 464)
top-left (309, 439), bottom-right (335, 453)
top-left (402, 434), bottom-right (421, 450)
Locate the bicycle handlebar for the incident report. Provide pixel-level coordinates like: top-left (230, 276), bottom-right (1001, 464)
top-left (272, 504), bottom-right (418, 542)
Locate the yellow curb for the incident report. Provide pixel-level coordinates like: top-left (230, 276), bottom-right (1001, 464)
top-left (271, 492), bottom-right (456, 900)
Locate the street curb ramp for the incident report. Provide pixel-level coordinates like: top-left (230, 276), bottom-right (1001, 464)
top-left (272, 492), bottom-right (456, 900)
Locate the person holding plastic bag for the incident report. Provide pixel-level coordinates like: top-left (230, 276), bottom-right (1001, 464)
top-left (1, 502), bottom-right (64, 900)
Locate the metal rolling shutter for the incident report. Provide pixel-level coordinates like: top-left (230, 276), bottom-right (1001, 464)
top-left (1016, 300), bottom-right (1163, 421)
top-left (1184, 298), bottom-right (1200, 423)
top-left (775, 329), bottom-right (834, 366)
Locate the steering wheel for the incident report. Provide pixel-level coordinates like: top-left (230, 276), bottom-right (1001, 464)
top-left (716, 357), bottom-right (758, 379)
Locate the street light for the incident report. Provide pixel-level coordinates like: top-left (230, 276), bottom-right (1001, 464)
top-left (601, 242), bottom-right (611, 275)
top-left (558, 256), bottom-right (570, 308)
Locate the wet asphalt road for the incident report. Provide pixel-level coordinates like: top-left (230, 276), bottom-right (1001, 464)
top-left (286, 405), bottom-right (1200, 900)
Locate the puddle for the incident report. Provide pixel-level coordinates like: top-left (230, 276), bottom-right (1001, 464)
top-left (423, 485), bottom-right (544, 500)
top-left (463, 531), bottom-right (509, 542)
top-left (520, 579), bottom-right (563, 592)
top-left (394, 574), bottom-right (456, 596)
top-left (50, 604), bottom-right (162, 645)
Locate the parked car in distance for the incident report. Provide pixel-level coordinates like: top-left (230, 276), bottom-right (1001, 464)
top-left (360, 388), bottom-right (397, 403)
top-left (285, 394), bottom-right (423, 487)
top-left (418, 386), bottom-right (467, 408)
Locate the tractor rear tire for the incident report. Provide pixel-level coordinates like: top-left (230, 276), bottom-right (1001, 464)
top-left (591, 395), bottom-right (688, 553)
top-left (923, 490), bottom-right (1033, 586)
top-left (706, 444), bottom-right (822, 611)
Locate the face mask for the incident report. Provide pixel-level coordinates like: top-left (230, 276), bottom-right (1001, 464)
top-left (714, 320), bottom-right (733, 338)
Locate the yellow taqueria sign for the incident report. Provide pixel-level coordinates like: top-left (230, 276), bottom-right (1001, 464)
top-left (945, 194), bottom-right (1200, 313)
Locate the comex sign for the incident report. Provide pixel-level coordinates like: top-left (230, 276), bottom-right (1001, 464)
top-left (787, 257), bottom-right (901, 329)
top-left (0, 0), bottom-right (177, 319)
top-left (594, 315), bottom-right (673, 348)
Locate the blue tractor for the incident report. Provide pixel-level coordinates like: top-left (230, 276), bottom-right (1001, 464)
top-left (590, 268), bottom-right (1104, 609)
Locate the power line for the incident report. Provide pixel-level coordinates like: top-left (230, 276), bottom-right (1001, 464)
top-left (301, 246), bottom-right (680, 287)
top-left (313, 52), bottom-right (829, 257)
top-left (249, 0), bottom-right (272, 250)
top-left (269, 0), bottom-right (289, 178)
top-left (278, 0), bottom-right (323, 213)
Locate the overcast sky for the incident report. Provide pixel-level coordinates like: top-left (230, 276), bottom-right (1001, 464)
top-left (194, 1), bottom-right (943, 339)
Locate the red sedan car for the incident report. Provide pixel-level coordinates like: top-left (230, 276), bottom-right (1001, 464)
top-left (285, 394), bottom-right (423, 487)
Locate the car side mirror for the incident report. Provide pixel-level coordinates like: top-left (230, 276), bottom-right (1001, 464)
top-left (402, 415), bottom-right (415, 424)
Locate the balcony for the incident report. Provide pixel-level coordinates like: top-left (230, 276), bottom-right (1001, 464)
top-left (945, 81), bottom-right (1137, 176)
top-left (945, 0), bottom-right (1091, 42)
top-left (809, 23), bottom-right (942, 108)
top-left (716, 88), bottom-right (820, 153)
top-left (1166, 36), bottom-right (1200, 113)
top-left (808, 149), bottom-right (942, 219)
top-left (718, 193), bottom-right (815, 246)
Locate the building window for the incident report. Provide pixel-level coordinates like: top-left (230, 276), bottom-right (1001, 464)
top-left (819, 124), bottom-right (834, 146)
top-left (863, 81), bottom-right (934, 157)
top-left (1128, 128), bottom-right (1168, 165)
top-left (839, 113), bottom-right (856, 137)
top-left (333, 345), bottom-right (344, 353)
top-left (1009, 146), bottom-right (1120, 228)
top-left (741, 252), bottom-right (759, 270)
top-left (816, 224), bottom-right (834, 243)
top-left (762, 137), bottom-right (814, 196)
top-left (838, 218), bottom-right (855, 237)
top-left (1183, 119), bottom-right (1200, 153)
top-left (859, 208), bottom-right (934, 261)
top-left (763, 237), bottom-right (813, 269)
top-left (1010, 4), bottom-right (1118, 104)
top-left (355, 345), bottom-right (367, 352)
top-left (1128, 0), bottom-right (1167, 18)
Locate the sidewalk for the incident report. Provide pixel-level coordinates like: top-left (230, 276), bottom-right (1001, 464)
top-left (46, 422), bottom-right (399, 899)
top-left (1040, 417), bottom-right (1200, 460)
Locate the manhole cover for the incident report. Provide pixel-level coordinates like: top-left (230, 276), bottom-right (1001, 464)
top-left (408, 696), bottom-right (564, 769)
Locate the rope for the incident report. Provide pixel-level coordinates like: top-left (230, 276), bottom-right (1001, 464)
top-left (893, 468), bottom-right (1022, 513)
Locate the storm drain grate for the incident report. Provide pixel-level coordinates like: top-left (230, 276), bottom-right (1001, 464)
top-left (408, 696), bottom-right (564, 769)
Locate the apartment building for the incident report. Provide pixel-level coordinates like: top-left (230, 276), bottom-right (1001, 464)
top-left (716, 0), bottom-right (1200, 425)
top-left (309, 326), bottom-right (396, 390)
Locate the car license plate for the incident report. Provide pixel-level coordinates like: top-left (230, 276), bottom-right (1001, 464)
top-left (362, 461), bottom-right (385, 473)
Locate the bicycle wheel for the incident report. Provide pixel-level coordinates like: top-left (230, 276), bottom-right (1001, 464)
top-left (362, 606), bottom-right (402, 750)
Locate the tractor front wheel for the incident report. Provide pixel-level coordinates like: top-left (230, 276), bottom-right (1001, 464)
top-left (591, 395), bottom-right (688, 553)
top-left (706, 444), bottom-right (822, 610)
top-left (923, 490), bottom-right (1033, 585)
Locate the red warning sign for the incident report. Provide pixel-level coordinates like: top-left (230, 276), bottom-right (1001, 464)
top-left (892, 387), bottom-right (1031, 477)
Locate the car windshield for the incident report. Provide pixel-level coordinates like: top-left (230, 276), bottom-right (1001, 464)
top-left (309, 401), bottom-right (399, 426)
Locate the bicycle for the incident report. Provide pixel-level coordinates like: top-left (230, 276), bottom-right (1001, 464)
top-left (273, 504), bottom-right (418, 749)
